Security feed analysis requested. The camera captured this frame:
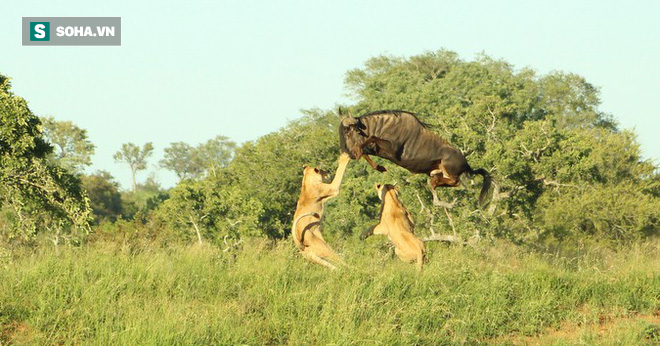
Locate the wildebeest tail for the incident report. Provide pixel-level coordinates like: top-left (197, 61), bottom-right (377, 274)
top-left (467, 167), bottom-right (492, 206)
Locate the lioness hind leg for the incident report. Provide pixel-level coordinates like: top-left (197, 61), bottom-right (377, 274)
top-left (314, 243), bottom-right (348, 267)
top-left (329, 254), bottom-right (348, 268)
top-left (302, 251), bottom-right (338, 270)
top-left (416, 250), bottom-right (424, 272)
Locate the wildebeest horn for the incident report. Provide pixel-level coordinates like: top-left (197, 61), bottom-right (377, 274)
top-left (341, 115), bottom-right (358, 126)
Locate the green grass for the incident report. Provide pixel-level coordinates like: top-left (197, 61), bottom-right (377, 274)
top-left (1, 238), bottom-right (658, 344)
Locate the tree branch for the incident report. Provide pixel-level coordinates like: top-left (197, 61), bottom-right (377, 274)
top-left (422, 233), bottom-right (464, 244)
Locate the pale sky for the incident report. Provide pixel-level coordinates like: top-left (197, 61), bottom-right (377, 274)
top-left (3, 1), bottom-right (659, 189)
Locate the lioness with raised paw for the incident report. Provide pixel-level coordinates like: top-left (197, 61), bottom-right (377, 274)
top-left (292, 153), bottom-right (351, 270)
top-left (360, 184), bottom-right (426, 271)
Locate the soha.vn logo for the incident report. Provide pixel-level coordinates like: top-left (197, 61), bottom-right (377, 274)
top-left (55, 26), bottom-right (115, 37)
top-left (23, 17), bottom-right (120, 46)
top-left (29, 22), bottom-right (115, 41)
top-left (30, 22), bottom-right (50, 41)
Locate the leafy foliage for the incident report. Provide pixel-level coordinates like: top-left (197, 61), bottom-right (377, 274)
top-left (154, 175), bottom-right (263, 243)
top-left (80, 171), bottom-right (122, 223)
top-left (160, 135), bottom-right (236, 180)
top-left (119, 173), bottom-right (169, 221)
top-left (338, 50), bottom-right (659, 244)
top-left (113, 142), bottom-right (154, 191)
top-left (3, 49), bottom-right (658, 246)
top-left (159, 142), bottom-right (198, 179)
top-left (41, 116), bottom-right (95, 173)
top-left (157, 50), bottom-right (658, 245)
top-left (156, 110), bottom-right (336, 239)
top-left (0, 74), bottom-right (91, 242)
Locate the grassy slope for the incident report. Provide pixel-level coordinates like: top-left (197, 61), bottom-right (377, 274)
top-left (1, 239), bottom-right (659, 344)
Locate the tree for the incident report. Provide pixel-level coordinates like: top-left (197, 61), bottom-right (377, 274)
top-left (41, 116), bottom-right (95, 174)
top-left (150, 50), bottom-right (658, 245)
top-left (160, 136), bottom-right (236, 180)
top-left (341, 50), bottom-right (659, 243)
top-left (120, 172), bottom-right (169, 220)
top-left (224, 110), bottom-right (341, 238)
top-left (155, 175), bottom-right (263, 244)
top-left (80, 171), bottom-right (122, 223)
top-left (160, 142), bottom-right (201, 180)
top-left (113, 142), bottom-right (154, 192)
top-left (196, 135), bottom-right (236, 178)
top-left (0, 74), bottom-right (91, 242)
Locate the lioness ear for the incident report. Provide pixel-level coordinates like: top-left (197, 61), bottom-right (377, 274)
top-left (376, 184), bottom-right (382, 189)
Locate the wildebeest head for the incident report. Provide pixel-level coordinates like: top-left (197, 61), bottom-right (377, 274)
top-left (338, 115), bottom-right (366, 159)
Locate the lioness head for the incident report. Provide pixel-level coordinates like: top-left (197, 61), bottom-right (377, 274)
top-left (302, 165), bottom-right (329, 185)
top-left (375, 183), bottom-right (397, 201)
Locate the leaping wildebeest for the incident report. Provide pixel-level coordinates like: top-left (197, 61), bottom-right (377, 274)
top-left (338, 110), bottom-right (492, 206)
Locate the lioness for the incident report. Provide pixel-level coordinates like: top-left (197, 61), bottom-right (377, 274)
top-left (360, 184), bottom-right (426, 271)
top-left (292, 153), bottom-right (351, 270)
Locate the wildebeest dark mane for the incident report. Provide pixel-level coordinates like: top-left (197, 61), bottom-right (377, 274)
top-left (359, 110), bottom-right (431, 128)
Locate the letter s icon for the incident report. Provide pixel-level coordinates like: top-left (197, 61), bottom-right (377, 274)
top-left (34, 24), bottom-right (45, 38)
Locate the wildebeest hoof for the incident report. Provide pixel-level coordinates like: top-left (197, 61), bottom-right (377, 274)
top-left (376, 165), bottom-right (387, 172)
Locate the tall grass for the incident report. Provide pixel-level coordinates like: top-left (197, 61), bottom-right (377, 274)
top-left (1, 238), bottom-right (658, 344)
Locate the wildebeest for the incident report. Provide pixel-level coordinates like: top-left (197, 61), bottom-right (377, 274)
top-left (338, 110), bottom-right (492, 206)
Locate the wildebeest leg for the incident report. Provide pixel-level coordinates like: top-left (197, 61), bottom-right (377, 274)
top-left (358, 136), bottom-right (397, 172)
top-left (367, 137), bottom-right (398, 159)
top-left (430, 186), bottom-right (456, 208)
top-left (429, 174), bottom-right (458, 208)
top-left (362, 155), bottom-right (387, 172)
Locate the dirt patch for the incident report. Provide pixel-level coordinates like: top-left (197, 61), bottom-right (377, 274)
top-left (493, 310), bottom-right (660, 345)
top-left (1, 321), bottom-right (33, 344)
